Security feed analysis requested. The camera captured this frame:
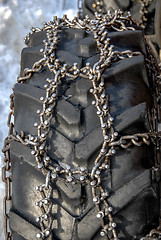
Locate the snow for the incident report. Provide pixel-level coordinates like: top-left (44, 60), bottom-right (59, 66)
top-left (0, 1), bottom-right (77, 239)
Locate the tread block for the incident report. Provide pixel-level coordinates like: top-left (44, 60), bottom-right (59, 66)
top-left (14, 83), bottom-right (45, 135)
top-left (108, 30), bottom-right (146, 54)
top-left (56, 181), bottom-right (82, 201)
top-left (78, 36), bottom-right (97, 57)
top-left (83, 104), bottom-right (100, 135)
top-left (63, 80), bottom-right (76, 98)
top-left (77, 186), bottom-right (156, 240)
top-left (11, 154), bottom-right (44, 222)
top-left (15, 83), bottom-right (45, 102)
top-left (12, 232), bottom-right (26, 240)
top-left (58, 40), bottom-right (81, 59)
top-left (48, 129), bottom-right (74, 167)
top-left (51, 206), bottom-right (74, 240)
top-left (103, 55), bottom-right (149, 87)
top-left (57, 99), bottom-right (81, 126)
top-left (85, 54), bottom-right (100, 66)
top-left (75, 127), bottom-right (103, 161)
top-left (10, 211), bottom-right (40, 240)
top-left (52, 183), bottom-right (95, 219)
top-left (114, 188), bottom-right (158, 239)
top-left (28, 31), bottom-right (47, 47)
top-left (51, 99), bottom-right (83, 142)
top-left (111, 147), bottom-right (151, 191)
top-left (20, 46), bottom-right (43, 76)
top-left (75, 77), bottom-right (92, 108)
top-left (52, 183), bottom-right (82, 217)
top-left (109, 170), bottom-right (151, 212)
top-left (56, 49), bottom-right (82, 68)
top-left (101, 169), bottom-right (112, 190)
top-left (51, 117), bottom-right (85, 143)
top-left (27, 66), bottom-right (54, 90)
top-left (115, 102), bottom-right (149, 132)
top-left (130, 2), bottom-right (142, 22)
top-left (102, 60), bottom-right (152, 117)
top-left (63, 77), bottom-right (92, 109)
top-left (77, 207), bottom-right (101, 240)
top-left (10, 141), bottom-right (36, 167)
top-left (51, 183), bottom-right (94, 217)
top-left (62, 28), bottom-right (86, 40)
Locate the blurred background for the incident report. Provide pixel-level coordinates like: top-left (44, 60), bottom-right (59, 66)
top-left (0, 1), bottom-right (77, 239)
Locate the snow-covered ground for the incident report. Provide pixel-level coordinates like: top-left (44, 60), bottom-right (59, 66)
top-left (0, 1), bottom-right (77, 239)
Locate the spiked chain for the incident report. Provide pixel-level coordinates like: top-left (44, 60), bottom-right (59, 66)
top-left (87, 0), bottom-right (155, 29)
top-left (2, 10), bottom-right (161, 240)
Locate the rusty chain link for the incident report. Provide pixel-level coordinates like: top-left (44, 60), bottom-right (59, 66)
top-left (109, 133), bottom-right (151, 148)
top-left (2, 93), bottom-right (14, 240)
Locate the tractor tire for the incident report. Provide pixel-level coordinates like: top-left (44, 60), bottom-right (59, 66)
top-left (83, 0), bottom-right (161, 61)
top-left (83, 0), bottom-right (156, 36)
top-left (9, 23), bottom-right (159, 240)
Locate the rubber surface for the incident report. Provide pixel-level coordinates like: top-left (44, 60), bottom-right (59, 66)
top-left (9, 27), bottom-right (159, 240)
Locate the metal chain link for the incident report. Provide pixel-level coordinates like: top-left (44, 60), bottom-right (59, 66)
top-left (2, 93), bottom-right (14, 240)
top-left (138, 0), bottom-right (154, 29)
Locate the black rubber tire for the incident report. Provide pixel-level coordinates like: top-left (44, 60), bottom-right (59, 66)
top-left (9, 25), bottom-right (159, 240)
top-left (83, 0), bottom-right (156, 36)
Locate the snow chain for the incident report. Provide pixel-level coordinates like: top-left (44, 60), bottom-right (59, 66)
top-left (87, 0), bottom-right (155, 29)
top-left (2, 10), bottom-right (161, 240)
